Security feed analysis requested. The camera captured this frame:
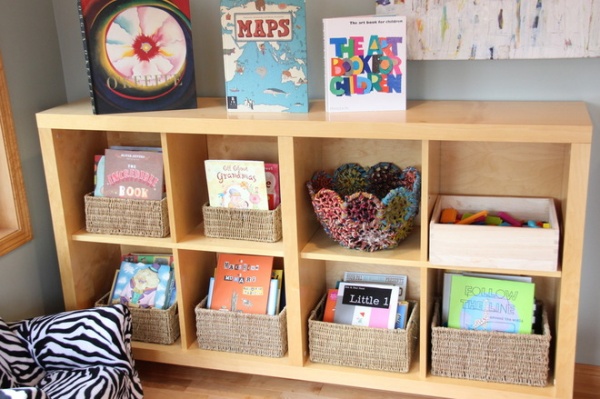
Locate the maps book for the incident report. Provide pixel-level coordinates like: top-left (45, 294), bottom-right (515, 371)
top-left (448, 275), bottom-right (535, 334)
top-left (210, 254), bottom-right (274, 314)
top-left (220, 0), bottom-right (308, 113)
top-left (78, 0), bottom-right (197, 114)
top-left (334, 282), bottom-right (400, 329)
top-left (323, 14), bottom-right (406, 112)
top-left (204, 160), bottom-right (270, 210)
top-left (103, 148), bottom-right (164, 200)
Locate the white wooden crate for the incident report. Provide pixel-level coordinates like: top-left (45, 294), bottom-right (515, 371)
top-left (429, 195), bottom-right (559, 271)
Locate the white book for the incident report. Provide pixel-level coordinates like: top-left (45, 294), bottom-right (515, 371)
top-left (344, 271), bottom-right (407, 300)
top-left (267, 278), bottom-right (279, 316)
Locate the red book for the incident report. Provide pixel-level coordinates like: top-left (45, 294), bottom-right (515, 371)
top-left (265, 163), bottom-right (280, 210)
top-left (323, 288), bottom-right (338, 322)
top-left (210, 254), bottom-right (274, 315)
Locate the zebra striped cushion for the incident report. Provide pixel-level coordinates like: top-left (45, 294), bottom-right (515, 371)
top-left (0, 319), bottom-right (45, 388)
top-left (6, 304), bottom-right (143, 399)
top-left (0, 387), bottom-right (48, 399)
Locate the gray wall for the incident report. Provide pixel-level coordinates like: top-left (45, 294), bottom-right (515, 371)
top-left (1, 0), bottom-right (598, 365)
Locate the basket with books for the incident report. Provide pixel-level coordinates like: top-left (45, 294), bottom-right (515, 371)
top-left (308, 294), bottom-right (419, 373)
top-left (430, 299), bottom-right (551, 386)
top-left (195, 297), bottom-right (287, 358)
top-left (306, 163), bottom-right (421, 252)
top-left (95, 292), bottom-right (180, 345)
top-left (85, 193), bottom-right (170, 238)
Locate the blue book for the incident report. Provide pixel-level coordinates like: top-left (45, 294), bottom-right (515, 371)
top-left (111, 261), bottom-right (165, 309)
top-left (220, 0), bottom-right (308, 113)
top-left (395, 300), bottom-right (409, 329)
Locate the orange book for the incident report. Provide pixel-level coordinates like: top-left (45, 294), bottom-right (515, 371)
top-left (210, 254), bottom-right (274, 315)
top-left (323, 288), bottom-right (338, 322)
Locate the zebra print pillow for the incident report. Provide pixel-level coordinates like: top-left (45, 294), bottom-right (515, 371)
top-left (0, 318), bottom-right (45, 388)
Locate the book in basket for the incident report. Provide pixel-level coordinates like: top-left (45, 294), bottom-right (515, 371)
top-left (110, 261), bottom-right (173, 309)
top-left (77, 0), bottom-right (197, 114)
top-left (210, 254), bottom-right (274, 315)
top-left (220, 0), bottom-right (308, 113)
top-left (447, 274), bottom-right (535, 334)
top-left (334, 282), bottom-right (400, 329)
top-left (323, 14), bottom-right (406, 112)
top-left (103, 149), bottom-right (164, 200)
top-left (204, 160), bottom-right (270, 210)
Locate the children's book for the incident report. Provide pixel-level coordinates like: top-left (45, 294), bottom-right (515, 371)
top-left (323, 14), bottom-right (406, 112)
top-left (343, 271), bottom-right (407, 300)
top-left (220, 0), bottom-right (308, 113)
top-left (265, 163), bottom-right (281, 210)
top-left (204, 160), bottom-right (270, 210)
top-left (334, 282), bottom-right (400, 329)
top-left (77, 0), bottom-right (197, 114)
top-left (395, 300), bottom-right (410, 329)
top-left (103, 149), bottom-right (164, 200)
top-left (110, 261), bottom-right (171, 309)
top-left (210, 254), bottom-right (274, 314)
top-left (447, 275), bottom-right (535, 334)
top-left (94, 155), bottom-right (105, 196)
top-left (270, 269), bottom-right (284, 314)
top-left (323, 288), bottom-right (338, 322)
top-left (267, 278), bottom-right (279, 316)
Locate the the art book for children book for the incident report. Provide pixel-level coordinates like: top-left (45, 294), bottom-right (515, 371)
top-left (110, 261), bottom-right (172, 309)
top-left (220, 0), bottom-right (308, 113)
top-left (103, 148), bottom-right (164, 200)
top-left (210, 254), bottom-right (274, 315)
top-left (447, 275), bottom-right (535, 334)
top-left (334, 282), bottom-right (400, 329)
top-left (323, 14), bottom-right (406, 112)
top-left (204, 160), bottom-right (270, 210)
top-left (78, 0), bottom-right (197, 114)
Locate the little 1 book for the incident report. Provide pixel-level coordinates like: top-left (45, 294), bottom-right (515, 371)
top-left (334, 282), bottom-right (400, 329)
top-left (220, 0), bottom-right (308, 113)
top-left (323, 14), bottom-right (406, 112)
top-left (204, 160), bottom-right (270, 210)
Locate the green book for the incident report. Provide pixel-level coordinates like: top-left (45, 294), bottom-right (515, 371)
top-left (448, 275), bottom-right (535, 334)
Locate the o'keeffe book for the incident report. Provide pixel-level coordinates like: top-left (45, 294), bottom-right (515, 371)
top-left (220, 0), bottom-right (308, 113)
top-left (323, 14), bottom-right (406, 112)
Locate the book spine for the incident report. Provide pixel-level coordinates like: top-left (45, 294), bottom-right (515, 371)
top-left (76, 0), bottom-right (97, 114)
top-left (267, 279), bottom-right (279, 316)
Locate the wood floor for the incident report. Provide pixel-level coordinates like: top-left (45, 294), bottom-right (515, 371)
top-left (136, 361), bottom-right (600, 399)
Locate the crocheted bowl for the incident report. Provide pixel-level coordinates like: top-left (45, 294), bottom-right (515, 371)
top-left (306, 162), bottom-right (421, 252)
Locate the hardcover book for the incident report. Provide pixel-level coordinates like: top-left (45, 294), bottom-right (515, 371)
top-left (334, 282), bottom-right (400, 329)
top-left (103, 149), bottom-right (164, 200)
top-left (447, 275), bottom-right (535, 334)
top-left (220, 0), bottom-right (308, 113)
top-left (323, 14), bottom-right (406, 112)
top-left (204, 160), bottom-right (270, 210)
top-left (110, 261), bottom-right (172, 309)
top-left (265, 163), bottom-right (281, 210)
top-left (210, 254), bottom-right (274, 314)
top-left (343, 271), bottom-right (407, 300)
top-left (78, 0), bottom-right (197, 114)
top-left (323, 288), bottom-right (338, 322)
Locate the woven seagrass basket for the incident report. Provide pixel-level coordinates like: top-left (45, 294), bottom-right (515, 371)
top-left (308, 294), bottom-right (419, 373)
top-left (96, 292), bottom-right (180, 345)
top-left (195, 297), bottom-right (287, 358)
top-left (307, 163), bottom-right (421, 252)
top-left (430, 300), bottom-right (551, 386)
top-left (202, 203), bottom-right (282, 242)
top-left (84, 192), bottom-right (169, 237)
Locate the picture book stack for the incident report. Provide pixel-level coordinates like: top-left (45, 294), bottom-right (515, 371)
top-left (78, 0), bottom-right (197, 114)
top-left (323, 14), bottom-right (407, 112)
top-left (220, 0), bottom-right (308, 113)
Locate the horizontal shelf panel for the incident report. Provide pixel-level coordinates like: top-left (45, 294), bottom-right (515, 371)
top-left (301, 227), bottom-right (424, 266)
top-left (176, 224), bottom-right (285, 257)
top-left (71, 229), bottom-right (175, 247)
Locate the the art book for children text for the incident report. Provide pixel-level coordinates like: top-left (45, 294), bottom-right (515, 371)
top-left (78, 0), bottom-right (197, 114)
top-left (323, 14), bottom-right (406, 112)
top-left (447, 275), bottom-right (535, 334)
top-left (103, 149), bottom-right (164, 200)
top-left (210, 254), bottom-right (274, 315)
top-left (220, 0), bottom-right (308, 113)
top-left (334, 282), bottom-right (400, 329)
top-left (204, 160), bottom-right (270, 210)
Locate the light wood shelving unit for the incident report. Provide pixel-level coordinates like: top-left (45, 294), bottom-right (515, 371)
top-left (36, 97), bottom-right (592, 399)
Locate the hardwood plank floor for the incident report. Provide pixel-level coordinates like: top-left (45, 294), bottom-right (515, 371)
top-left (136, 361), bottom-right (600, 399)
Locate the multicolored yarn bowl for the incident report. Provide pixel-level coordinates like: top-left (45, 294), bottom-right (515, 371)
top-left (306, 162), bottom-right (421, 252)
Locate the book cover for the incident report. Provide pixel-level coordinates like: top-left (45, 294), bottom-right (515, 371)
top-left (323, 14), bottom-right (406, 112)
top-left (267, 278), bottom-right (279, 316)
top-left (122, 252), bottom-right (173, 266)
top-left (78, 0), bottom-right (197, 114)
top-left (395, 300), bottom-right (409, 329)
top-left (323, 288), bottom-right (338, 322)
top-left (207, 276), bottom-right (215, 309)
top-left (343, 271), bottom-right (407, 300)
top-left (204, 160), bottom-right (269, 210)
top-left (210, 254), bottom-right (274, 314)
top-left (103, 149), bottom-right (164, 200)
top-left (220, 0), bottom-right (308, 113)
top-left (334, 282), bottom-right (400, 329)
top-left (448, 275), bottom-right (535, 334)
top-left (110, 261), bottom-right (168, 308)
top-left (265, 163), bottom-right (280, 210)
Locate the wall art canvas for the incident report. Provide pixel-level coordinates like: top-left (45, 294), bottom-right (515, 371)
top-left (376, 0), bottom-right (600, 60)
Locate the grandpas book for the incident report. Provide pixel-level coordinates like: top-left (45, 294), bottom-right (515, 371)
top-left (323, 14), bottom-right (406, 112)
top-left (78, 0), bottom-right (197, 114)
top-left (220, 0), bottom-right (308, 112)
top-left (204, 160), bottom-right (270, 210)
top-left (447, 275), bottom-right (535, 334)
top-left (334, 282), bottom-right (400, 329)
